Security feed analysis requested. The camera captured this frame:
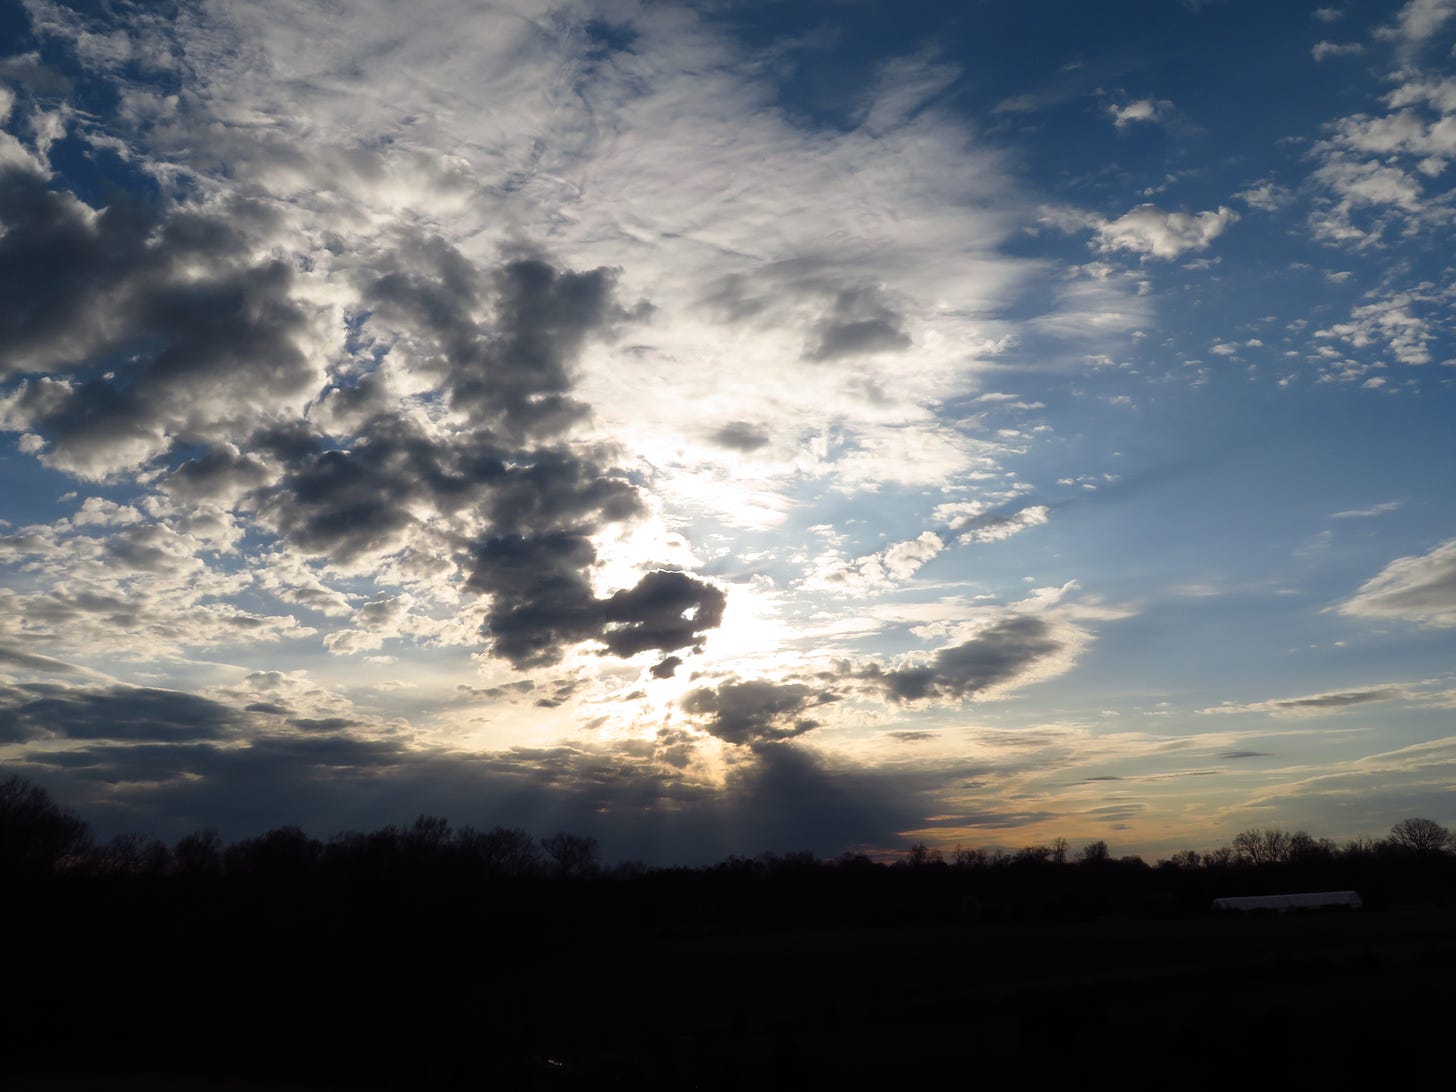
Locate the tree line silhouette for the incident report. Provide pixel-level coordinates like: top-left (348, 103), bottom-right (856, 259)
top-left (4, 774), bottom-right (1455, 916)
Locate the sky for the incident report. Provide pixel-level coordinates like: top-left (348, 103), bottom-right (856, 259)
top-left (1, 0), bottom-right (1454, 865)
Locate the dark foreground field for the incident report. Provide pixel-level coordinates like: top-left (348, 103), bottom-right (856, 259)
top-left (5, 880), bottom-right (1454, 1089)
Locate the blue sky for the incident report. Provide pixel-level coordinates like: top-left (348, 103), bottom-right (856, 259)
top-left (1, 0), bottom-right (1454, 863)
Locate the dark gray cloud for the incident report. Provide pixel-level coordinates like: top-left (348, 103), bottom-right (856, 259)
top-left (0, 51), bottom-right (76, 96)
top-left (598, 570), bottom-right (727, 658)
top-left (0, 645), bottom-right (87, 675)
top-left (101, 525), bottom-right (189, 573)
top-left (250, 242), bottom-right (722, 669)
top-left (366, 245), bottom-right (630, 444)
top-left (257, 416), bottom-right (495, 563)
top-left (468, 532), bottom-right (725, 668)
top-left (696, 274), bottom-right (911, 364)
top-left (1272, 688), bottom-right (1404, 711)
top-left (288, 717), bottom-right (361, 733)
top-left (1217, 750), bottom-right (1271, 760)
top-left (0, 152), bottom-right (726, 670)
top-left (480, 445), bottom-right (644, 536)
top-left (467, 532), bottom-right (613, 668)
top-left (805, 287), bottom-right (911, 361)
top-left (13, 728), bottom-right (946, 863)
top-left (0, 682), bottom-right (245, 743)
top-left (0, 167), bottom-right (313, 474)
top-left (0, 669), bottom-right (1017, 862)
top-left (708, 421), bottom-right (771, 452)
top-left (681, 679), bottom-right (839, 746)
top-left (650, 656), bottom-right (683, 679)
top-left (161, 444), bottom-right (271, 504)
top-left (860, 615), bottom-right (1063, 702)
top-left (0, 168), bottom-right (143, 376)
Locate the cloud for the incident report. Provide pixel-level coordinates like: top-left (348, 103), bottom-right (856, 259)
top-left (11, 721), bottom-right (943, 863)
top-left (0, 0), bottom-right (1059, 692)
top-left (0, 681), bottom-right (247, 742)
top-left (468, 532), bottom-right (726, 668)
top-left (1306, 74), bottom-right (1456, 246)
top-left (708, 421), bottom-right (771, 452)
top-left (1376, 0), bottom-right (1456, 48)
top-left (0, 193), bottom-right (730, 670)
top-left (1311, 41), bottom-right (1366, 61)
top-left (0, 645), bottom-right (91, 676)
top-left (805, 531), bottom-right (946, 594)
top-left (650, 656), bottom-right (682, 680)
top-left (364, 249), bottom-right (631, 444)
top-left (1331, 500), bottom-right (1405, 519)
top-left (681, 679), bottom-right (840, 746)
top-left (0, 167), bottom-right (324, 478)
top-left (1339, 537), bottom-right (1456, 626)
top-left (1236, 180), bottom-right (1293, 212)
top-left (804, 287), bottom-right (913, 361)
top-left (1313, 283), bottom-right (1452, 368)
top-left (1107, 99), bottom-right (1174, 129)
top-left (860, 615), bottom-right (1065, 703)
top-left (1202, 686), bottom-right (1410, 717)
top-left (1094, 204), bottom-right (1239, 259)
top-left (942, 504), bottom-right (1050, 545)
top-left (887, 731), bottom-right (937, 743)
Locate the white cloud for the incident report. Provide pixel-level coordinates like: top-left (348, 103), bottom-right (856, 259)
top-left (1339, 537), bottom-right (1456, 626)
top-left (1094, 204), bottom-right (1240, 259)
top-left (1312, 41), bottom-right (1366, 61)
top-left (1332, 107), bottom-right (1456, 160)
top-left (1308, 157), bottom-right (1428, 245)
top-left (1331, 499), bottom-right (1405, 519)
top-left (1236, 180), bottom-right (1293, 212)
top-left (952, 505), bottom-right (1051, 545)
top-left (804, 531), bottom-right (946, 595)
top-left (1107, 98), bottom-right (1174, 129)
top-left (1315, 282), bottom-right (1453, 367)
top-left (1308, 74), bottom-right (1456, 245)
top-left (883, 532), bottom-right (947, 580)
top-left (1376, 0), bottom-right (1456, 48)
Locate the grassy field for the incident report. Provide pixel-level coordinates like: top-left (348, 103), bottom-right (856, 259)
top-left (10, 903), bottom-right (1452, 1088)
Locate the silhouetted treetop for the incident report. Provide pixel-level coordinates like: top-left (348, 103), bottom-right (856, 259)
top-left (0, 775), bottom-right (89, 877)
top-left (1389, 817), bottom-right (1452, 854)
top-left (542, 830), bottom-right (599, 878)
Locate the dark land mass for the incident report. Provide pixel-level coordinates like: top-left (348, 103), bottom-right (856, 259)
top-left (5, 874), bottom-right (1454, 1089)
top-left (4, 781), bottom-right (1455, 1088)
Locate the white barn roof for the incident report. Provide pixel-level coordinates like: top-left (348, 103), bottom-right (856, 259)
top-left (1212, 890), bottom-right (1361, 912)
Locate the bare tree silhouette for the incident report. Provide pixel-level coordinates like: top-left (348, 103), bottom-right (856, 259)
top-left (541, 831), bottom-right (599, 878)
top-left (174, 828), bottom-right (225, 876)
top-left (1231, 828), bottom-right (1291, 866)
top-left (0, 776), bottom-right (90, 877)
top-left (458, 825), bottom-right (541, 878)
top-left (1389, 817), bottom-right (1453, 854)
